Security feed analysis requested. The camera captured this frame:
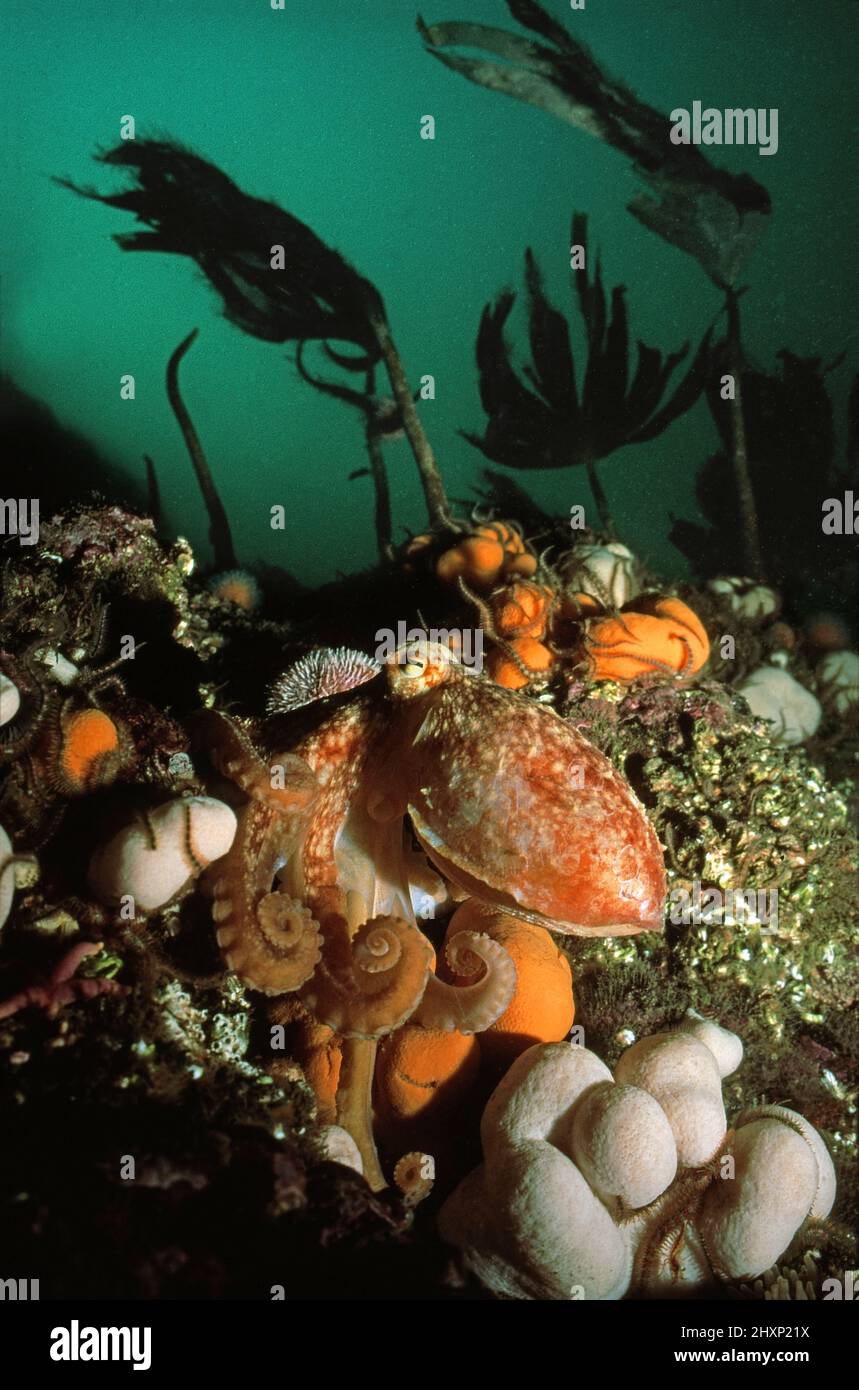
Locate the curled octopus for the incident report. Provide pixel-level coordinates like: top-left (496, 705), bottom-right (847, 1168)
top-left (194, 641), bottom-right (665, 1187)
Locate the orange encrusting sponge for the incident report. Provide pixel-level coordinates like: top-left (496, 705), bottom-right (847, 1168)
top-left (60, 709), bottom-right (121, 790)
top-left (375, 1024), bottom-right (481, 1145)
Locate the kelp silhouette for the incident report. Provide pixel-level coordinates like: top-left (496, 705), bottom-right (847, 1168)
top-left (58, 140), bottom-right (384, 353)
top-left (419, 0), bottom-right (770, 289)
top-left (59, 139), bottom-right (455, 534)
top-left (419, 0), bottom-right (775, 574)
top-left (671, 356), bottom-right (859, 618)
top-left (464, 215), bottom-right (712, 529)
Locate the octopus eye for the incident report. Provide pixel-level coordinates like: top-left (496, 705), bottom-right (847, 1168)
top-left (387, 640), bottom-right (457, 698)
top-left (402, 647), bottom-right (427, 678)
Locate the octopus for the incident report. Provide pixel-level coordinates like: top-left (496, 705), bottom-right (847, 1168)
top-left (194, 640), bottom-right (666, 1185)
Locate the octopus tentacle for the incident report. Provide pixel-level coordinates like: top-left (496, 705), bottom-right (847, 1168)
top-left (209, 783), bottom-right (320, 994)
top-left (299, 912), bottom-right (433, 1040)
top-left (214, 889), bottom-right (322, 994)
top-left (194, 708), bottom-right (319, 813)
top-left (412, 930), bottom-right (517, 1034)
top-left (198, 710), bottom-right (322, 993)
top-left (337, 1036), bottom-right (386, 1191)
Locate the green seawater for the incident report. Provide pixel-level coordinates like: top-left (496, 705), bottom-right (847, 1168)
top-left (2, 0), bottom-right (857, 585)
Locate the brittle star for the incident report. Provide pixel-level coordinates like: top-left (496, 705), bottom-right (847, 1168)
top-left (0, 941), bottom-right (127, 1020)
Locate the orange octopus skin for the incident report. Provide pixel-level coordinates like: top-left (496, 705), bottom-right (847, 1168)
top-left (205, 634), bottom-right (665, 1011)
top-left (377, 643), bottom-right (665, 937)
top-left (285, 697), bottom-right (385, 908)
top-left (194, 711), bottom-right (323, 995)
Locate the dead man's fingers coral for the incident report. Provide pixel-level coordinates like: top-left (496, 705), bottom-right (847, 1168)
top-left (570, 1082), bottom-right (678, 1210)
top-left (438, 1020), bottom-right (833, 1300)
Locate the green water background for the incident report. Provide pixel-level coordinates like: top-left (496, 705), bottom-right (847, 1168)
top-left (2, 0), bottom-right (857, 585)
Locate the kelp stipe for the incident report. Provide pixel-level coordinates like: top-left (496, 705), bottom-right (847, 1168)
top-left (671, 355), bottom-right (859, 616)
top-left (58, 139), bottom-right (457, 536)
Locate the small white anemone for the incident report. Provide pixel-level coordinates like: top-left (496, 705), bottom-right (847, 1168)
top-left (817, 649), bottom-right (859, 715)
top-left (0, 673), bottom-right (21, 726)
top-left (439, 1018), bottom-right (832, 1299)
top-left (88, 796), bottom-right (238, 914)
top-left (737, 666), bottom-right (821, 745)
top-left (707, 576), bottom-right (780, 621)
top-left (568, 541), bottom-right (638, 609)
top-left (33, 647), bottom-right (81, 686)
top-left (1, 824), bottom-right (38, 931)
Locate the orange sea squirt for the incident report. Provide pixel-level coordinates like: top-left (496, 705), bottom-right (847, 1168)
top-left (583, 596), bottom-right (709, 681)
top-left (61, 709), bottom-right (121, 789)
top-left (436, 523), bottom-right (531, 591)
top-left (488, 635), bottom-right (555, 689)
top-left (493, 581), bottom-right (555, 640)
top-left (375, 1022), bottom-right (481, 1144)
top-left (504, 552), bottom-right (538, 578)
top-left (444, 902), bottom-right (573, 1067)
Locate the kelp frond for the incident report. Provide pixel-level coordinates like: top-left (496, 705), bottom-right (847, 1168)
top-left (57, 139), bottom-right (384, 353)
top-left (418, 0), bottom-right (771, 288)
top-left (670, 356), bottom-right (858, 608)
top-left (59, 138), bottom-right (456, 532)
top-left (463, 214), bottom-right (712, 525)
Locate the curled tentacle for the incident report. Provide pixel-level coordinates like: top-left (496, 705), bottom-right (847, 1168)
top-left (299, 913), bottom-right (433, 1040)
top-left (214, 889), bottom-right (322, 994)
top-left (412, 930), bottom-right (517, 1034)
top-left (199, 710), bottom-right (322, 993)
top-left (193, 709), bottom-right (320, 813)
top-left (394, 1151), bottom-right (435, 1207)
